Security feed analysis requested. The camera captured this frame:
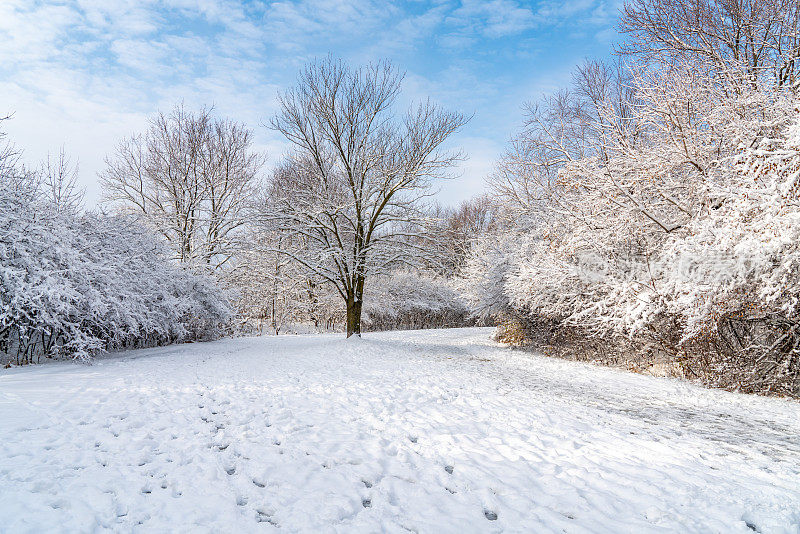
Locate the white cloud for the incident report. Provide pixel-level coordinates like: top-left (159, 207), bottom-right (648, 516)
top-left (447, 0), bottom-right (536, 38)
top-left (0, 0), bottom-right (620, 207)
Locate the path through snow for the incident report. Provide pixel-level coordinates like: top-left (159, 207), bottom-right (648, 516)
top-left (0, 328), bottom-right (798, 533)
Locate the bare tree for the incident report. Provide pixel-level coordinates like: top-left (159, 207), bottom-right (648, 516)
top-left (488, 59), bottom-right (640, 223)
top-left (0, 114), bottom-right (40, 200)
top-left (267, 58), bottom-right (467, 337)
top-left (0, 114), bottom-right (16, 177)
top-left (225, 226), bottom-right (315, 335)
top-left (101, 104), bottom-right (264, 267)
top-left (40, 147), bottom-right (83, 213)
top-left (430, 195), bottom-right (500, 276)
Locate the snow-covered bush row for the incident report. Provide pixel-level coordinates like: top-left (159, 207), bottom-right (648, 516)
top-left (0, 176), bottom-right (231, 365)
top-left (363, 270), bottom-right (471, 331)
top-left (459, 0), bottom-right (800, 396)
top-left (462, 87), bottom-right (800, 395)
top-left (657, 115), bottom-right (800, 393)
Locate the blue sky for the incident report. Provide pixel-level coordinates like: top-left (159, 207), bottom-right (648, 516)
top-left (0, 0), bottom-right (620, 206)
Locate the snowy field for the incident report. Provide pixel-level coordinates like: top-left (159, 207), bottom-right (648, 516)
top-left (1, 328), bottom-right (799, 533)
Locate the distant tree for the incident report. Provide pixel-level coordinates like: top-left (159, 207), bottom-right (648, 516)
top-left (267, 57), bottom-right (467, 337)
top-left (224, 227), bottom-right (309, 335)
top-left (429, 195), bottom-right (500, 276)
top-left (101, 104), bottom-right (264, 268)
top-left (40, 147), bottom-right (83, 213)
top-left (0, 114), bottom-right (39, 199)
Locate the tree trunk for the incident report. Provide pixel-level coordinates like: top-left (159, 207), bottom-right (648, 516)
top-left (346, 277), bottom-right (365, 338)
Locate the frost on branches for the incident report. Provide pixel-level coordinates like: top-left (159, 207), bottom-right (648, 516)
top-left (224, 227), bottom-right (344, 335)
top-left (0, 135), bottom-right (231, 365)
top-left (459, 0), bottom-right (800, 396)
top-left (660, 110), bottom-right (800, 393)
top-left (265, 58), bottom-right (466, 337)
top-left (101, 104), bottom-right (263, 269)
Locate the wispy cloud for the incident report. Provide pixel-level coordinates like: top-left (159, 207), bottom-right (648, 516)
top-left (0, 0), bottom-right (619, 206)
top-left (447, 0), bottom-right (536, 38)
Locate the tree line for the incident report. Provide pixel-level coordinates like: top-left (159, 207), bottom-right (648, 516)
top-left (98, 58), bottom-right (473, 339)
top-left (0, 122), bottom-right (230, 364)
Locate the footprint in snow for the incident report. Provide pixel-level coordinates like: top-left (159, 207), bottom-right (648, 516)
top-left (484, 510), bottom-right (498, 521)
top-left (408, 436), bottom-right (418, 443)
top-left (444, 465), bottom-right (454, 474)
top-left (256, 510), bottom-right (278, 525)
top-left (362, 498), bottom-right (371, 508)
top-left (225, 466), bottom-right (236, 475)
top-left (362, 480), bottom-right (373, 488)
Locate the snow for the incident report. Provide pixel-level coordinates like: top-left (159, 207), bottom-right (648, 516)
top-left (1, 327), bottom-right (798, 533)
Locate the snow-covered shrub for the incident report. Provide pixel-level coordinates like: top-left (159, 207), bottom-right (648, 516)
top-left (0, 175), bottom-right (231, 365)
top-left (456, 233), bottom-right (516, 321)
top-left (363, 270), bottom-right (471, 331)
top-left (460, 51), bottom-right (800, 394)
top-left (654, 110), bottom-right (800, 395)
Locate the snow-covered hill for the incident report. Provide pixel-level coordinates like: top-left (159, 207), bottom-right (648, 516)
top-left (1, 328), bottom-right (798, 533)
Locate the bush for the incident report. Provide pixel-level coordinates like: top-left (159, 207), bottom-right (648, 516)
top-left (363, 270), bottom-right (473, 331)
top-left (0, 178), bottom-right (231, 365)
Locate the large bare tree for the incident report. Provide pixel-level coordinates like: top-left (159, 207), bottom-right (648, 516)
top-left (267, 58), bottom-right (467, 337)
top-left (101, 104), bottom-right (264, 268)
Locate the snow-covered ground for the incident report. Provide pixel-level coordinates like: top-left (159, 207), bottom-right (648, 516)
top-left (1, 328), bottom-right (799, 533)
